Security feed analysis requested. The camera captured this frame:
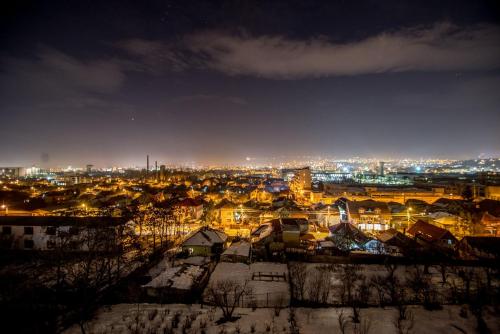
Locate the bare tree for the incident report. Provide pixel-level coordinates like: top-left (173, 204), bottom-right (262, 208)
top-left (482, 266), bottom-right (495, 290)
top-left (383, 263), bottom-right (400, 305)
top-left (393, 310), bottom-right (414, 334)
top-left (205, 279), bottom-right (251, 322)
top-left (406, 265), bottom-right (440, 309)
top-left (355, 278), bottom-right (371, 307)
top-left (48, 229), bottom-right (74, 295)
top-left (353, 317), bottom-right (372, 334)
top-left (66, 223), bottom-right (130, 334)
top-left (289, 262), bottom-right (308, 302)
top-left (336, 264), bottom-right (363, 306)
top-left (406, 265), bottom-right (426, 303)
top-left (422, 280), bottom-right (440, 310)
top-left (470, 278), bottom-right (491, 334)
top-left (350, 278), bottom-right (372, 324)
top-left (456, 267), bottom-right (475, 303)
top-left (335, 264), bottom-right (365, 323)
top-left (273, 293), bottom-right (286, 316)
top-left (370, 274), bottom-right (387, 307)
top-left (395, 287), bottom-right (409, 321)
top-left (337, 310), bottom-right (349, 334)
top-left (438, 262), bottom-right (448, 285)
top-left (306, 265), bottom-right (333, 304)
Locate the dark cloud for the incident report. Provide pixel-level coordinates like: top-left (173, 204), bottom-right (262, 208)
top-left (1, 47), bottom-right (125, 96)
top-left (117, 23), bottom-right (500, 79)
top-left (115, 39), bottom-right (190, 73)
top-left (185, 23), bottom-right (500, 78)
top-left (0, 47), bottom-right (127, 117)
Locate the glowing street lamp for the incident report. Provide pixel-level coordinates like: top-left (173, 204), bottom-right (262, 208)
top-left (406, 207), bottom-right (413, 227)
top-left (1, 203), bottom-right (8, 216)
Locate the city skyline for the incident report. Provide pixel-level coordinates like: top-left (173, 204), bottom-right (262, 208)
top-left (1, 0), bottom-right (500, 166)
top-left (2, 3), bottom-right (500, 333)
top-left (3, 155), bottom-right (500, 173)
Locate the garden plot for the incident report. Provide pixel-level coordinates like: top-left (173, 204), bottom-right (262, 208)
top-left (205, 262), bottom-right (290, 307)
top-left (65, 303), bottom-right (290, 334)
top-left (64, 303), bottom-right (500, 334)
top-left (290, 263), bottom-right (498, 305)
top-left (295, 305), bottom-right (500, 334)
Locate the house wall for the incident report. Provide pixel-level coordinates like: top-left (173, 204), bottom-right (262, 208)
top-left (315, 212), bottom-right (341, 227)
top-left (182, 245), bottom-right (211, 256)
top-left (219, 208), bottom-right (236, 225)
top-left (485, 186), bottom-right (500, 201)
top-left (177, 204), bottom-right (204, 221)
top-left (1, 225), bottom-right (49, 250)
top-left (282, 230), bottom-right (300, 247)
top-left (0, 224), bottom-right (121, 251)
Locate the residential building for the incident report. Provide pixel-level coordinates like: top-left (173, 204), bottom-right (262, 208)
top-left (221, 240), bottom-right (251, 263)
top-left (0, 167), bottom-right (25, 177)
top-left (347, 200), bottom-right (391, 232)
top-left (173, 198), bottom-right (204, 222)
top-left (181, 227), bottom-right (227, 257)
top-left (215, 199), bottom-right (238, 226)
top-left (0, 216), bottom-right (129, 250)
top-left (485, 186), bottom-right (500, 201)
top-left (328, 222), bottom-right (369, 251)
top-left (407, 220), bottom-right (457, 249)
top-left (480, 212), bottom-right (500, 236)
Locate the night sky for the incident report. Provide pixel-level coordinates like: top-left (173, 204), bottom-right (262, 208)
top-left (1, 0), bottom-right (500, 167)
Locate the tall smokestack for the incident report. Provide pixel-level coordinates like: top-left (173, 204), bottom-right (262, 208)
top-left (146, 155), bottom-right (149, 178)
top-left (155, 160), bottom-right (158, 181)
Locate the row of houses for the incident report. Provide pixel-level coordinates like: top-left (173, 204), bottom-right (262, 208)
top-left (345, 198), bottom-right (500, 236)
top-left (178, 218), bottom-right (499, 263)
top-left (330, 219), bottom-right (499, 261)
top-left (2, 213), bottom-right (497, 262)
top-left (173, 194), bottom-right (500, 239)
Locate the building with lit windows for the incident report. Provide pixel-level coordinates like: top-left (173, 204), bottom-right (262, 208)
top-left (347, 200), bottom-right (391, 232)
top-left (0, 216), bottom-right (130, 251)
top-left (0, 167), bottom-right (25, 177)
top-left (485, 186), bottom-right (500, 201)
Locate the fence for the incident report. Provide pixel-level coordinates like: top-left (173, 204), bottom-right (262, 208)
top-left (239, 291), bottom-right (290, 308)
top-left (203, 290), bottom-right (290, 308)
top-left (251, 271), bottom-right (287, 282)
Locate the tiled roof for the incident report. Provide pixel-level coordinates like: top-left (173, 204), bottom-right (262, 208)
top-left (347, 200), bottom-right (390, 217)
top-left (329, 222), bottom-right (369, 244)
top-left (182, 227), bottom-right (227, 247)
top-left (407, 220), bottom-right (456, 243)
